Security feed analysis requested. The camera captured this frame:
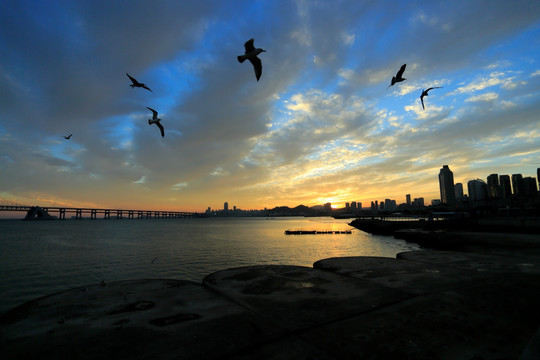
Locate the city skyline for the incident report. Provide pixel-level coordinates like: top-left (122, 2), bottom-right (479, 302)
top-left (1, 164), bottom-right (538, 215)
top-left (1, 1), bottom-right (540, 212)
top-left (210, 165), bottom-right (539, 212)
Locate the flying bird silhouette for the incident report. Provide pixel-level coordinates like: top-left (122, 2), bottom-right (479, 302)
top-left (388, 64), bottom-right (407, 88)
top-left (126, 73), bottom-right (152, 92)
top-left (420, 87), bottom-right (443, 110)
top-left (63, 134), bottom-right (72, 140)
top-left (237, 38), bottom-right (266, 81)
top-left (147, 107), bottom-right (164, 138)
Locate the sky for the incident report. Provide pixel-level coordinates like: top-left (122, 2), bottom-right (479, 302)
top-left (1, 0), bottom-right (540, 212)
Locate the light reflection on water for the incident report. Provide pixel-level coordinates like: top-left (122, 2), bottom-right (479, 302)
top-left (0, 217), bottom-right (421, 314)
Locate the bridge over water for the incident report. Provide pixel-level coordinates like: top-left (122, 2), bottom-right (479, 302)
top-left (0, 205), bottom-right (204, 220)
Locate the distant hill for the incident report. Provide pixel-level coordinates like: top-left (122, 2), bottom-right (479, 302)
top-left (268, 205), bottom-right (329, 216)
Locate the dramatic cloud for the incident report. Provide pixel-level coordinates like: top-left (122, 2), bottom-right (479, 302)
top-left (1, 0), bottom-right (540, 212)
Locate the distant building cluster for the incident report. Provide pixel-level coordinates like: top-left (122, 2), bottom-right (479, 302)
top-left (205, 166), bottom-right (539, 217)
top-left (437, 165), bottom-right (539, 213)
top-left (205, 202), bottom-right (270, 216)
top-left (368, 197), bottom-right (424, 213)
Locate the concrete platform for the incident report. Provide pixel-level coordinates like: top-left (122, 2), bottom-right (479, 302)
top-left (2, 250), bottom-right (540, 359)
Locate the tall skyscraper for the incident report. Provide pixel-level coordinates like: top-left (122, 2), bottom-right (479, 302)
top-left (512, 174), bottom-right (524, 197)
top-left (406, 194), bottom-right (411, 206)
top-left (439, 165), bottom-right (456, 207)
top-left (224, 202), bottom-right (229, 211)
top-left (454, 183), bottom-right (464, 202)
top-left (499, 175), bottom-right (512, 204)
top-left (486, 174), bottom-right (500, 199)
top-left (384, 199), bottom-right (397, 211)
top-left (523, 177), bottom-right (538, 197)
top-left (468, 179), bottom-right (487, 201)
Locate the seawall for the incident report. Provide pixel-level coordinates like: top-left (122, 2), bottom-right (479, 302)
top-left (349, 217), bottom-right (540, 236)
top-left (350, 217), bottom-right (540, 255)
top-left (2, 248), bottom-right (540, 359)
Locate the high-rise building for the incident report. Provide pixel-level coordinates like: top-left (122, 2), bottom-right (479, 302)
top-left (468, 179), bottom-right (487, 201)
top-left (512, 174), bottom-right (524, 197)
top-left (384, 199), bottom-right (397, 211)
top-left (439, 165), bottom-right (456, 207)
top-left (324, 203), bottom-right (332, 213)
top-left (406, 194), bottom-right (411, 206)
top-left (486, 174), bottom-right (500, 199)
top-left (224, 202), bottom-right (229, 211)
top-left (523, 177), bottom-right (538, 197)
top-left (499, 175), bottom-right (512, 204)
top-left (454, 183), bottom-right (464, 202)
top-left (537, 168), bottom-right (540, 189)
top-left (413, 197), bottom-right (424, 208)
top-left (351, 202), bottom-right (357, 210)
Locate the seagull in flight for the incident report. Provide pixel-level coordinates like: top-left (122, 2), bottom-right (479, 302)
top-left (420, 87), bottom-right (442, 110)
top-left (63, 134), bottom-right (72, 140)
top-left (126, 73), bottom-right (152, 92)
top-left (147, 107), bottom-right (164, 138)
top-left (388, 64), bottom-right (406, 88)
top-left (237, 38), bottom-right (266, 81)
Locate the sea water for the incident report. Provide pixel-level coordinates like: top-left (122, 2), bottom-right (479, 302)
top-left (0, 217), bottom-right (421, 314)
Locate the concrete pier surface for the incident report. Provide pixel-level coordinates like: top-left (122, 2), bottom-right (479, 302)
top-left (2, 249), bottom-right (540, 359)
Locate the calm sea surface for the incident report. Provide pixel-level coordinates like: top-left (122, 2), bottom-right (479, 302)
top-left (0, 217), bottom-right (421, 314)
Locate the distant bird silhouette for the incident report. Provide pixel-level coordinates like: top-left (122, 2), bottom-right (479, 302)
top-left (63, 134), bottom-right (72, 140)
top-left (126, 73), bottom-right (152, 92)
top-left (388, 64), bottom-right (407, 88)
top-left (420, 87), bottom-right (442, 110)
top-left (237, 38), bottom-right (266, 81)
top-left (147, 107), bottom-right (164, 138)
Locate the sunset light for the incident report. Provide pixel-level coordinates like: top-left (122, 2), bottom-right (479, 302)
top-left (1, 1), bottom-right (539, 212)
top-left (1, 3), bottom-right (540, 356)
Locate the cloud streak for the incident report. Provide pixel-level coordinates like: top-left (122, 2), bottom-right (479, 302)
top-left (1, 0), bottom-right (540, 211)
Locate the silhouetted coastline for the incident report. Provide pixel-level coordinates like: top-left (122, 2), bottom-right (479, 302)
top-left (349, 215), bottom-right (540, 253)
top-left (349, 215), bottom-right (540, 235)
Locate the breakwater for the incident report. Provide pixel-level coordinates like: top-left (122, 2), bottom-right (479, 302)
top-left (349, 216), bottom-right (540, 236)
top-left (285, 229), bottom-right (353, 235)
top-left (348, 218), bottom-right (443, 235)
top-left (349, 216), bottom-right (540, 254)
